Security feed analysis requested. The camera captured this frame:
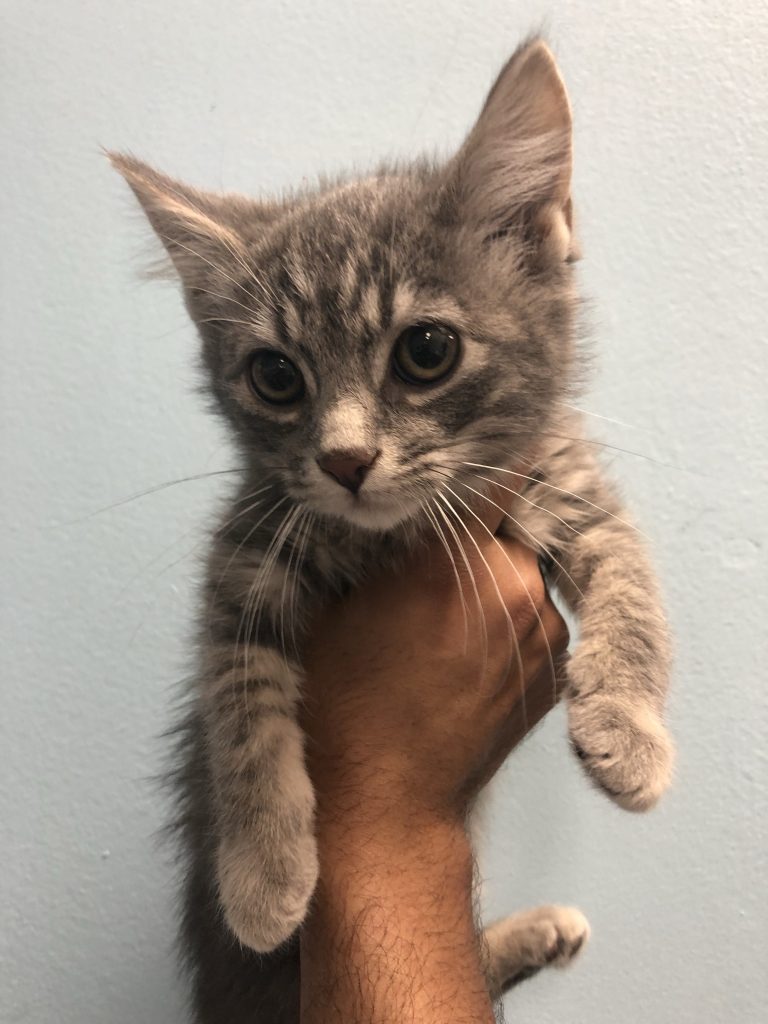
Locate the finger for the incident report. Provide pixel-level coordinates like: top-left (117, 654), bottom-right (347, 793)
top-left (437, 533), bottom-right (553, 673)
top-left (507, 652), bottom-right (566, 742)
top-left (483, 536), bottom-right (548, 638)
top-left (528, 596), bottom-right (570, 661)
top-left (505, 598), bottom-right (569, 711)
top-left (475, 653), bottom-right (565, 788)
top-left (481, 635), bottom-right (569, 781)
top-left (490, 593), bottom-right (569, 707)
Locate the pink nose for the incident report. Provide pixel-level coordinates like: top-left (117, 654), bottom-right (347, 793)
top-left (316, 448), bottom-right (379, 494)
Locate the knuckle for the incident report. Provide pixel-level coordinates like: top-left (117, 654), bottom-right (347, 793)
top-left (523, 563), bottom-right (547, 613)
top-left (508, 564), bottom-right (547, 635)
top-left (551, 615), bottom-right (570, 655)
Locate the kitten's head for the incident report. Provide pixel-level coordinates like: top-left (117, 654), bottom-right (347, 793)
top-left (112, 38), bottom-right (579, 532)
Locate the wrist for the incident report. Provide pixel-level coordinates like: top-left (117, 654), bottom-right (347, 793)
top-left (313, 785), bottom-right (476, 946)
top-left (310, 748), bottom-right (472, 835)
top-left (303, 776), bottom-right (492, 1024)
top-left (316, 794), bottom-right (472, 878)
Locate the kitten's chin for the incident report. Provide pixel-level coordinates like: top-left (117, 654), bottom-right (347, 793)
top-left (318, 491), bottom-right (417, 533)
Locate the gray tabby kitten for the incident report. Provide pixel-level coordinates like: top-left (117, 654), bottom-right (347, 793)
top-left (112, 38), bottom-right (673, 1023)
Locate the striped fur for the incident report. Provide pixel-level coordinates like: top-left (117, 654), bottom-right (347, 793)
top-left (112, 38), bottom-right (672, 1022)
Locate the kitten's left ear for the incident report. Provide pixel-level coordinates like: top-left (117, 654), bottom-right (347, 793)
top-left (452, 38), bottom-right (575, 264)
top-left (108, 152), bottom-right (253, 290)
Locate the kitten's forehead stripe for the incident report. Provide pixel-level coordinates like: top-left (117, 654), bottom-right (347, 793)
top-left (377, 271), bottom-right (394, 333)
top-left (276, 263), bottom-right (311, 321)
top-left (280, 297), bottom-right (303, 343)
top-left (283, 253), bottom-right (317, 308)
top-left (338, 256), bottom-right (358, 304)
top-left (271, 300), bottom-right (294, 350)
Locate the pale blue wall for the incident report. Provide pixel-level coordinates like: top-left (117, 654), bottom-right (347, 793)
top-left (2, 2), bottom-right (766, 1021)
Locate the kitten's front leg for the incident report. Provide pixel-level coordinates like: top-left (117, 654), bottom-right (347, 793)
top-left (564, 522), bottom-right (674, 811)
top-left (521, 445), bottom-right (674, 810)
top-left (202, 642), bottom-right (318, 952)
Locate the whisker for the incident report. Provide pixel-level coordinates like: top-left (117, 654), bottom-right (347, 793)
top-left (538, 431), bottom-right (699, 474)
top-left (557, 401), bottom-right (641, 431)
top-left (462, 462), bottom-right (647, 539)
top-left (70, 468), bottom-right (243, 521)
top-left (463, 470), bottom-right (586, 541)
top-left (433, 458), bottom-right (586, 541)
top-left (437, 490), bottom-right (527, 731)
top-left (432, 493), bottom-right (489, 677)
top-left (423, 499), bottom-right (470, 652)
top-left (289, 510), bottom-right (314, 658)
top-left (206, 229), bottom-right (281, 310)
top-left (235, 503), bottom-right (299, 720)
top-left (278, 507), bottom-right (309, 669)
top-left (194, 316), bottom-right (262, 330)
top-left (438, 471), bottom-right (584, 601)
top-left (441, 482), bottom-right (557, 709)
top-left (214, 480), bottom-right (279, 538)
top-left (190, 286), bottom-right (263, 319)
top-left (238, 502), bottom-right (297, 661)
top-left (207, 490), bottom-right (288, 636)
top-left (243, 503), bottom-right (303, 685)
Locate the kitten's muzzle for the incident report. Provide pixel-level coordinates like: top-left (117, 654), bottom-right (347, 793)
top-left (316, 448), bottom-right (380, 494)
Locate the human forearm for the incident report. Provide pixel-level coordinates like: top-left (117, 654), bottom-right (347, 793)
top-left (298, 523), bottom-right (568, 1022)
top-left (300, 798), bottom-right (494, 1024)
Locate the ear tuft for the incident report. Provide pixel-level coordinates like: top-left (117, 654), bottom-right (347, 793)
top-left (108, 151), bottom-right (249, 288)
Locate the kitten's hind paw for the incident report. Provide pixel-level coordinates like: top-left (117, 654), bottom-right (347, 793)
top-left (484, 905), bottom-right (590, 999)
top-left (568, 697), bottom-right (673, 811)
top-left (217, 831), bottom-right (319, 953)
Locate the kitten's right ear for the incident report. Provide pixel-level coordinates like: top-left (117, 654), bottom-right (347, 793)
top-left (108, 152), bottom-right (254, 289)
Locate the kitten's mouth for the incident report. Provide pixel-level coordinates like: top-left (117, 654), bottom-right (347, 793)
top-left (317, 487), bottom-right (417, 532)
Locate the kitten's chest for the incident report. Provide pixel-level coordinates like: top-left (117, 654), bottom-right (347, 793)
top-left (307, 528), bottom-right (404, 596)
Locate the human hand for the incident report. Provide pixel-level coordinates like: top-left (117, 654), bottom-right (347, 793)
top-left (301, 489), bottom-right (569, 828)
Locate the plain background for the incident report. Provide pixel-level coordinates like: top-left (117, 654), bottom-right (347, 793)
top-left (2, 1), bottom-right (766, 1021)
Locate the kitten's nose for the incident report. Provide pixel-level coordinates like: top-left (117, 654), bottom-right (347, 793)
top-left (316, 448), bottom-right (379, 494)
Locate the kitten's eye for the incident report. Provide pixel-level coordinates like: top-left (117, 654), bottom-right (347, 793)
top-left (248, 350), bottom-right (305, 405)
top-left (392, 323), bottom-right (460, 385)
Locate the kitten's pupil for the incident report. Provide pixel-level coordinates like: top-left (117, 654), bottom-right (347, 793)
top-left (393, 324), bottom-right (460, 384)
top-left (409, 328), bottom-right (448, 369)
top-left (249, 350), bottom-right (304, 404)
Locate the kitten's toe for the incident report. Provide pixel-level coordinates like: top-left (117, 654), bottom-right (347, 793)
top-left (216, 831), bottom-right (319, 952)
top-left (484, 905), bottom-right (590, 998)
top-left (568, 697), bottom-right (673, 811)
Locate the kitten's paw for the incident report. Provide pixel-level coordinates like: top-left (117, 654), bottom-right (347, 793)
top-left (484, 905), bottom-right (590, 998)
top-left (217, 830), bottom-right (319, 953)
top-left (568, 697), bottom-right (673, 811)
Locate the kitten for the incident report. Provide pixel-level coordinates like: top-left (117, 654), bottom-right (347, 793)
top-left (111, 37), bottom-right (673, 1022)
